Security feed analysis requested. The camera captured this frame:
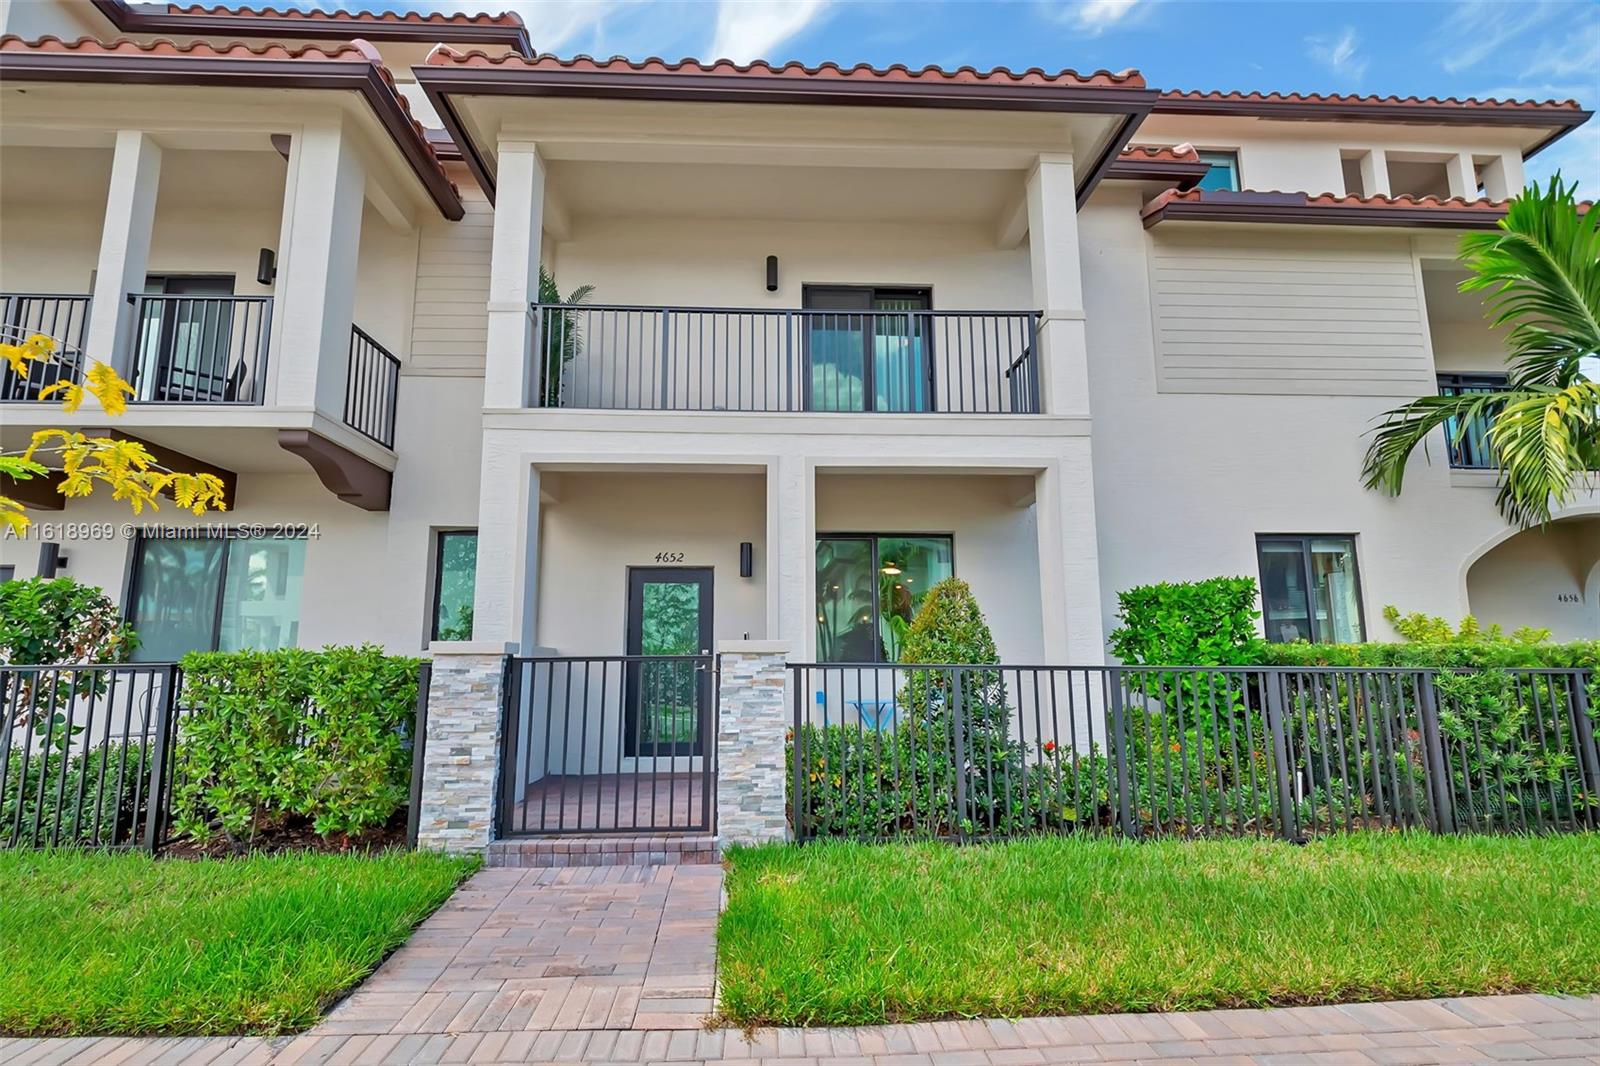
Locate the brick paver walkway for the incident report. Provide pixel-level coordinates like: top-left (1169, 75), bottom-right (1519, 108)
top-left (2, 864), bottom-right (1596, 1065)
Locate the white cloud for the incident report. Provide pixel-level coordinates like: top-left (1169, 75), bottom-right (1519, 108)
top-left (1061, 0), bottom-right (1144, 38)
top-left (708, 0), bottom-right (831, 64)
top-left (1437, 0), bottom-right (1561, 73)
top-left (1305, 27), bottom-right (1367, 81)
top-left (1521, 18), bottom-right (1600, 79)
top-left (494, 1), bottom-right (632, 53)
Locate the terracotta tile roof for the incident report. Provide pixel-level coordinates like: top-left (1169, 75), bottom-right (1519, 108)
top-left (1156, 88), bottom-right (1587, 118)
top-left (0, 34), bottom-right (462, 219)
top-left (0, 33), bottom-right (371, 59)
top-left (1119, 143), bottom-right (1201, 163)
top-left (422, 46), bottom-right (1147, 88)
top-left (161, 4), bottom-right (525, 28)
top-left (1138, 186), bottom-right (1523, 230)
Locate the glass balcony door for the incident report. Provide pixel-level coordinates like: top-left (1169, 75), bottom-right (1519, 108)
top-left (137, 275), bottom-right (237, 402)
top-left (803, 286), bottom-right (933, 413)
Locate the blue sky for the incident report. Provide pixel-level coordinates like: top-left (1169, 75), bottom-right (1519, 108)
top-left (339, 0), bottom-right (1598, 190)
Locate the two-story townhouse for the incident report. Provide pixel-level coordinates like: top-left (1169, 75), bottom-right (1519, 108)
top-left (1, 1), bottom-right (1595, 849)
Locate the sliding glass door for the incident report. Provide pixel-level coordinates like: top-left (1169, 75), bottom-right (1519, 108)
top-left (804, 286), bottom-right (932, 413)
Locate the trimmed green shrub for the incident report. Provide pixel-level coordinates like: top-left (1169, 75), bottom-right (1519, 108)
top-left (1, 742), bottom-right (153, 847)
top-left (0, 576), bottom-right (135, 668)
top-left (1108, 576), bottom-right (1263, 666)
top-left (172, 646), bottom-right (419, 846)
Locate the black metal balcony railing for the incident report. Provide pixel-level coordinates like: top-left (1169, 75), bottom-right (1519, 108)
top-left (0, 293), bottom-right (92, 401)
top-left (345, 324), bottom-right (402, 449)
top-left (531, 304), bottom-right (1042, 414)
top-left (1438, 374), bottom-right (1505, 470)
top-left (127, 293), bottom-right (272, 405)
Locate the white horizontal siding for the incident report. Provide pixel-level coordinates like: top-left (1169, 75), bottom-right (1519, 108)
top-left (1147, 231), bottom-right (1433, 396)
top-left (409, 186), bottom-right (492, 376)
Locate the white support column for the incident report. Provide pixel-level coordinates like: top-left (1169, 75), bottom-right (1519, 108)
top-left (471, 444), bottom-right (538, 652)
top-left (767, 454), bottom-right (815, 658)
top-left (271, 120), bottom-right (365, 414)
top-left (85, 130), bottom-right (162, 374)
top-left (486, 142), bottom-right (546, 406)
top-left (1035, 454), bottom-right (1107, 664)
top-left (1025, 154), bottom-right (1091, 419)
top-left (1359, 148), bottom-right (1391, 197)
top-left (1478, 154), bottom-right (1517, 200)
top-left (1445, 153), bottom-right (1478, 200)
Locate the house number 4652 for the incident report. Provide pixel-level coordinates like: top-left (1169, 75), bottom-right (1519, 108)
top-left (654, 552), bottom-right (686, 563)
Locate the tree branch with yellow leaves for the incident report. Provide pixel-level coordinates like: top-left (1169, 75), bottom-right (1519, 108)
top-left (1, 333), bottom-right (228, 536)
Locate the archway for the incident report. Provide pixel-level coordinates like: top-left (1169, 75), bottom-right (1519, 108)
top-left (1464, 515), bottom-right (1600, 640)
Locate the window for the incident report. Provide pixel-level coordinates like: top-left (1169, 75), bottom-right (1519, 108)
top-left (1256, 535), bottom-right (1364, 645)
top-left (431, 530), bottom-right (478, 642)
top-left (1438, 373), bottom-right (1508, 469)
top-left (1196, 150), bottom-right (1240, 191)
top-left (803, 286), bottom-right (934, 413)
top-left (128, 533), bottom-right (306, 661)
top-left (816, 534), bottom-right (953, 662)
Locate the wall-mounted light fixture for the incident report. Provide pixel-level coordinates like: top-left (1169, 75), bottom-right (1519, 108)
top-left (765, 255), bottom-right (778, 293)
top-left (739, 541), bottom-right (754, 578)
top-left (256, 248), bottom-right (277, 286)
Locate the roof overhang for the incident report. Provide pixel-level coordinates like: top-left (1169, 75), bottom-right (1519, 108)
top-left (0, 40), bottom-right (463, 220)
top-left (1153, 91), bottom-right (1592, 159)
top-left (414, 58), bottom-right (1158, 210)
top-left (1141, 189), bottom-right (1510, 231)
top-left (89, 0), bottom-right (533, 55)
top-left (1104, 146), bottom-right (1209, 190)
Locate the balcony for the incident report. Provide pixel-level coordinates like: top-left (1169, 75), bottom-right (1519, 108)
top-left (1438, 373), bottom-right (1504, 470)
top-left (531, 305), bottom-right (1042, 415)
top-left (0, 293), bottom-right (91, 401)
top-left (126, 293), bottom-right (272, 405)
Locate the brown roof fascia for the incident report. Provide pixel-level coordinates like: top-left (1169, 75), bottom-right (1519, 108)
top-left (1104, 156), bottom-right (1210, 189)
top-left (1141, 191), bottom-right (1507, 231)
top-left (90, 0), bottom-right (533, 55)
top-left (415, 64), bottom-right (1158, 208)
top-left (0, 46), bottom-right (464, 221)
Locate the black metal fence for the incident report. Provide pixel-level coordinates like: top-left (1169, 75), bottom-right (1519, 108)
top-left (498, 655), bottom-right (716, 836)
top-left (0, 663), bottom-right (182, 851)
top-left (345, 324), bottom-right (402, 448)
top-left (790, 663), bottom-right (1600, 842)
top-left (2, 661), bottom-right (433, 852)
top-left (127, 293), bottom-right (272, 404)
top-left (0, 293), bottom-right (92, 401)
top-left (532, 304), bottom-right (1041, 415)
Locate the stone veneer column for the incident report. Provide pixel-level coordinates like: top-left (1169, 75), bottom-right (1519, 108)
top-left (716, 641), bottom-right (791, 845)
top-left (416, 645), bottom-right (506, 853)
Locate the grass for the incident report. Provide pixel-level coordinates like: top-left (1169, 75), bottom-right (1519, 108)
top-left (717, 833), bottom-right (1600, 1027)
top-left (0, 848), bottom-right (478, 1036)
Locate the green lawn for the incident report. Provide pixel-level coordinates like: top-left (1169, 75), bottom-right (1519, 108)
top-left (718, 833), bottom-right (1600, 1027)
top-left (0, 849), bottom-right (478, 1036)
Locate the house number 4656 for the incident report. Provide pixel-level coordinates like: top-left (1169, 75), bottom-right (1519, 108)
top-left (1556, 592), bottom-right (1580, 603)
top-left (654, 552), bottom-right (686, 563)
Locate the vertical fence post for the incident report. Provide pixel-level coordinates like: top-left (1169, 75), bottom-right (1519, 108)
top-left (142, 663), bottom-right (180, 856)
top-left (1570, 670), bottom-right (1600, 820)
top-left (406, 661), bottom-right (432, 849)
top-left (1416, 672), bottom-right (1457, 834)
top-left (1107, 668), bottom-right (1138, 838)
top-left (950, 669), bottom-right (969, 839)
top-left (658, 308), bottom-right (672, 409)
top-left (495, 655), bottom-right (520, 842)
top-left (1263, 669), bottom-right (1301, 842)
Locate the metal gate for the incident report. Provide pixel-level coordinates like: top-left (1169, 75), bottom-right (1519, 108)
top-left (497, 655), bottom-right (717, 836)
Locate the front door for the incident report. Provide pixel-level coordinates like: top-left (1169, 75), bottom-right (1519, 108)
top-left (624, 567), bottom-right (713, 757)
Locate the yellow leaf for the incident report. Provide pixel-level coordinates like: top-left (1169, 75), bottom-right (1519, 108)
top-left (39, 380), bottom-right (86, 413)
top-left (85, 362), bottom-right (135, 416)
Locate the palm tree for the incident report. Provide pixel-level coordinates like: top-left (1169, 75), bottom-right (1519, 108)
top-left (1361, 176), bottom-right (1598, 527)
top-left (536, 267), bottom-right (595, 407)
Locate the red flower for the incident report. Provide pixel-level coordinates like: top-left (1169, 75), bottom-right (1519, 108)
top-left (1043, 740), bottom-right (1057, 754)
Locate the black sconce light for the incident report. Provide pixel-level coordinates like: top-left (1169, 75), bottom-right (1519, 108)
top-left (256, 248), bottom-right (277, 286)
top-left (765, 255), bottom-right (778, 292)
top-left (739, 541), bottom-right (754, 578)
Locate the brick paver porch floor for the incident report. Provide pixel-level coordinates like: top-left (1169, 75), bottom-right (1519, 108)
top-left (2, 864), bottom-right (1596, 1065)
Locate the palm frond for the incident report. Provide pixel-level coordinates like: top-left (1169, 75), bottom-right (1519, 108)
top-left (1485, 381), bottom-right (1600, 525)
top-left (1361, 392), bottom-right (1505, 495)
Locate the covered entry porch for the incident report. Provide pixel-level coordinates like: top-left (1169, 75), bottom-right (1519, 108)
top-left (473, 436), bottom-right (1106, 838)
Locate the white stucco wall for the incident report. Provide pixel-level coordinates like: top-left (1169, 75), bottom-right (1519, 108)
top-left (1078, 184), bottom-right (1594, 642)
